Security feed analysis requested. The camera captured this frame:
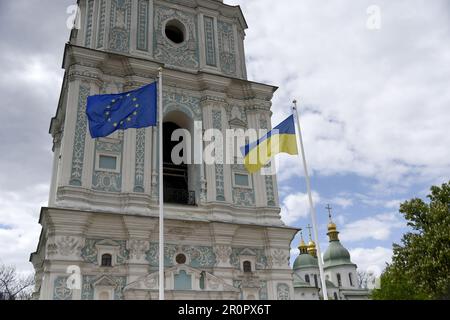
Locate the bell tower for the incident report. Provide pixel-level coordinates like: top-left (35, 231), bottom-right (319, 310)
top-left (30, 0), bottom-right (298, 300)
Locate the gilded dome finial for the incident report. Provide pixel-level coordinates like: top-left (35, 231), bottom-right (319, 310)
top-left (298, 230), bottom-right (308, 254)
top-left (326, 204), bottom-right (339, 241)
top-left (306, 224), bottom-right (317, 257)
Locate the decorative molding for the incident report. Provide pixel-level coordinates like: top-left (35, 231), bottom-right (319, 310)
top-left (82, 275), bottom-right (127, 300)
top-left (134, 128), bottom-right (146, 192)
top-left (146, 243), bottom-right (216, 268)
top-left (127, 239), bottom-right (150, 260)
top-left (204, 16), bottom-right (217, 67)
top-left (260, 118), bottom-right (276, 206)
top-left (84, 0), bottom-right (94, 47)
top-left (53, 276), bottom-right (72, 300)
top-left (233, 279), bottom-right (268, 300)
top-left (218, 21), bottom-right (236, 76)
top-left (230, 248), bottom-right (268, 270)
top-left (271, 249), bottom-right (289, 267)
top-left (97, 0), bottom-right (107, 48)
top-left (81, 239), bottom-right (129, 265)
top-left (212, 110), bottom-right (225, 201)
top-left (153, 5), bottom-right (199, 69)
top-left (109, 0), bottom-right (132, 53)
top-left (277, 283), bottom-right (290, 300)
top-left (163, 89), bottom-right (202, 121)
top-left (137, 0), bottom-right (150, 51)
top-left (92, 138), bottom-right (123, 193)
top-left (69, 84), bottom-right (90, 186)
top-left (213, 245), bottom-right (232, 265)
top-left (232, 164), bottom-right (255, 207)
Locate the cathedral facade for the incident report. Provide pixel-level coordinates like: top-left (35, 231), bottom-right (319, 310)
top-left (30, 0), bottom-right (297, 300)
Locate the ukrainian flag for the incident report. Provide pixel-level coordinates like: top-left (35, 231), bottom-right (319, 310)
top-left (242, 115), bottom-right (299, 173)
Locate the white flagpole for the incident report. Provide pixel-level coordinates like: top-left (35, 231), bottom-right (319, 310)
top-left (158, 67), bottom-right (164, 300)
top-left (292, 100), bottom-right (329, 300)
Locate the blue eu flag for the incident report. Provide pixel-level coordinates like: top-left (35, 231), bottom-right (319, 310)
top-left (86, 82), bottom-right (157, 138)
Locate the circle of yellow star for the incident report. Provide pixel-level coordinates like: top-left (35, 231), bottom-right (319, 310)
top-left (127, 94), bottom-right (131, 97)
top-left (112, 99), bottom-right (116, 103)
top-left (113, 123), bottom-right (118, 127)
top-left (127, 117), bottom-right (131, 122)
top-left (135, 104), bottom-right (139, 108)
top-left (107, 118), bottom-right (111, 122)
top-left (133, 98), bottom-right (137, 102)
top-left (133, 111), bottom-right (138, 116)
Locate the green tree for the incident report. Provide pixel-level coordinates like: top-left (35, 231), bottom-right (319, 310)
top-left (372, 181), bottom-right (450, 300)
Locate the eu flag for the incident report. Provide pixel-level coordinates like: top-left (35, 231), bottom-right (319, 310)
top-left (86, 82), bottom-right (157, 138)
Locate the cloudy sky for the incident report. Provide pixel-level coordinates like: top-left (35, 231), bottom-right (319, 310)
top-left (0, 0), bottom-right (449, 276)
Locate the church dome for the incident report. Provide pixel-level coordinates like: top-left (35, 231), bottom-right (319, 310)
top-left (293, 253), bottom-right (319, 270)
top-left (323, 240), bottom-right (354, 268)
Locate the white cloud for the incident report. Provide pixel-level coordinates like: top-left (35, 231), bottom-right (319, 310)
top-left (280, 191), bottom-right (320, 225)
top-left (339, 212), bottom-right (404, 242)
top-left (350, 246), bottom-right (393, 275)
top-left (227, 0), bottom-right (450, 190)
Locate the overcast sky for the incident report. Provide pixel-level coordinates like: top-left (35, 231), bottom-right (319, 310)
top-left (0, 0), bottom-right (449, 276)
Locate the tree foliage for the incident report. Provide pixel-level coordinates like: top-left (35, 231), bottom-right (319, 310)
top-left (372, 181), bottom-right (450, 300)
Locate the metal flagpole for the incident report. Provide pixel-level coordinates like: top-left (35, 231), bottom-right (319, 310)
top-left (158, 67), bottom-right (164, 300)
top-left (292, 100), bottom-right (329, 300)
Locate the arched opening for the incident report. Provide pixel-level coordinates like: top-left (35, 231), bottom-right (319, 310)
top-left (333, 292), bottom-right (339, 300)
top-left (163, 120), bottom-right (195, 205)
top-left (98, 291), bottom-right (110, 300)
top-left (101, 254), bottom-right (112, 267)
top-left (337, 273), bottom-right (342, 287)
top-left (243, 261), bottom-right (252, 273)
top-left (314, 274), bottom-right (318, 288)
top-left (349, 273), bottom-right (353, 286)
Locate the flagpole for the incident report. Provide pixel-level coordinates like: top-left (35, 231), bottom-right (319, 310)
top-left (158, 67), bottom-right (164, 300)
top-left (292, 100), bottom-right (329, 300)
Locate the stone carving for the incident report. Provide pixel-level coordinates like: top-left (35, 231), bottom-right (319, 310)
top-left (163, 89), bottom-right (202, 120)
top-left (97, 0), bottom-right (106, 48)
top-left (56, 236), bottom-right (82, 256)
top-left (69, 84), bottom-right (90, 186)
top-left (109, 0), bottom-right (132, 53)
top-left (260, 118), bottom-right (276, 206)
top-left (218, 21), bottom-right (236, 76)
top-left (92, 138), bottom-right (123, 193)
top-left (81, 239), bottom-right (129, 265)
top-left (137, 0), bottom-right (150, 51)
top-left (271, 249), bottom-right (289, 267)
top-left (127, 239), bottom-right (149, 260)
top-left (212, 110), bottom-right (225, 201)
top-left (230, 248), bottom-right (268, 270)
top-left (277, 283), bottom-right (290, 300)
top-left (154, 5), bottom-right (199, 69)
top-left (53, 276), bottom-right (72, 300)
top-left (214, 245), bottom-right (232, 265)
top-left (84, 0), bottom-right (94, 47)
top-left (233, 279), bottom-right (268, 300)
top-left (82, 275), bottom-right (127, 300)
top-left (146, 244), bottom-right (216, 268)
top-left (204, 16), bottom-right (217, 66)
top-left (134, 128), bottom-right (146, 192)
top-left (232, 164), bottom-right (255, 207)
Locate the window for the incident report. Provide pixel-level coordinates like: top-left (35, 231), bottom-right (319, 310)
top-left (176, 254), bottom-right (187, 265)
top-left (304, 274), bottom-right (310, 284)
top-left (243, 261), bottom-right (252, 273)
top-left (96, 153), bottom-right (120, 173)
top-left (349, 273), bottom-right (354, 286)
top-left (99, 155), bottom-right (117, 170)
top-left (337, 273), bottom-right (342, 287)
top-left (234, 173), bottom-right (251, 188)
top-left (101, 254), bottom-right (112, 267)
top-left (333, 292), bottom-right (338, 300)
top-left (165, 20), bottom-right (186, 44)
top-left (314, 274), bottom-right (318, 288)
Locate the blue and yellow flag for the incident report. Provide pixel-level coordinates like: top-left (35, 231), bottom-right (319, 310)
top-left (242, 115), bottom-right (299, 173)
top-left (86, 82), bottom-right (157, 138)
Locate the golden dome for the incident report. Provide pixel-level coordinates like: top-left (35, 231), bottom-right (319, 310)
top-left (327, 221), bottom-right (337, 231)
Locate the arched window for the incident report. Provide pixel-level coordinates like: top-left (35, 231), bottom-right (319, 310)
top-left (163, 122), bottom-right (194, 205)
top-left (243, 261), bottom-right (252, 273)
top-left (305, 274), bottom-right (310, 284)
top-left (349, 273), bottom-right (354, 286)
top-left (333, 292), bottom-right (338, 300)
top-left (314, 274), bottom-right (318, 288)
top-left (337, 273), bottom-right (342, 287)
top-left (101, 254), bottom-right (112, 267)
